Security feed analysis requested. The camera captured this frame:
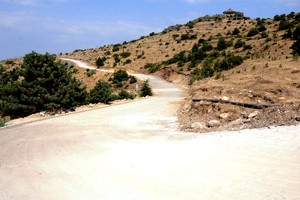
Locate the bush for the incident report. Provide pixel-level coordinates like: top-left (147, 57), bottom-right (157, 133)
top-left (291, 40), bottom-right (300, 55)
top-left (85, 69), bottom-right (96, 77)
top-left (216, 37), bottom-right (228, 51)
top-left (243, 44), bottom-right (252, 50)
top-left (232, 28), bottom-right (240, 35)
top-left (258, 25), bottom-right (267, 32)
top-left (261, 32), bottom-right (269, 38)
top-left (201, 42), bottom-right (213, 52)
top-left (201, 58), bottom-right (215, 78)
top-left (113, 54), bottom-right (120, 63)
top-left (144, 63), bottom-right (161, 73)
top-left (140, 80), bottom-right (153, 97)
top-left (208, 50), bottom-right (220, 59)
top-left (124, 59), bottom-right (132, 65)
top-left (0, 117), bottom-right (5, 127)
top-left (120, 52), bottom-right (131, 58)
top-left (112, 70), bottom-right (129, 84)
top-left (118, 90), bottom-right (134, 100)
top-left (186, 21), bottom-right (195, 29)
top-left (96, 56), bottom-right (106, 67)
top-left (112, 44), bottom-right (120, 52)
top-left (129, 76), bottom-right (137, 84)
top-left (89, 80), bottom-right (112, 104)
top-left (247, 28), bottom-right (259, 37)
top-left (293, 26), bottom-right (300, 40)
top-left (181, 33), bottom-right (197, 41)
top-left (219, 55), bottom-right (243, 71)
top-left (279, 20), bottom-right (293, 30)
top-left (234, 39), bottom-right (245, 48)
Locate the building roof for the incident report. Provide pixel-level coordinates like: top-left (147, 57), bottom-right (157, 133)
top-left (223, 9), bottom-right (236, 14)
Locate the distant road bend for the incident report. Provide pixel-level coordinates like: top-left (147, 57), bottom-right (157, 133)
top-left (0, 59), bottom-right (299, 200)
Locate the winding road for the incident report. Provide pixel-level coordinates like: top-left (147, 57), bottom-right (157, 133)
top-left (0, 59), bottom-right (299, 200)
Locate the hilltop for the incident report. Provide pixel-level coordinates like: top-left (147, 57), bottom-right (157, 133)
top-left (1, 11), bottom-right (300, 132)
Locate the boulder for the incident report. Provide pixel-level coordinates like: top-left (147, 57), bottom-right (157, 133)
top-left (219, 113), bottom-right (230, 119)
top-left (248, 111), bottom-right (259, 119)
top-left (208, 120), bottom-right (221, 127)
top-left (191, 122), bottom-right (206, 129)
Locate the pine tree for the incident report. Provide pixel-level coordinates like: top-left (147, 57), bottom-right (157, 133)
top-left (140, 80), bottom-right (153, 97)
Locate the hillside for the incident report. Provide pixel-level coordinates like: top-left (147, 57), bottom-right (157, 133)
top-left (1, 11), bottom-right (300, 131)
top-left (59, 12), bottom-right (300, 132)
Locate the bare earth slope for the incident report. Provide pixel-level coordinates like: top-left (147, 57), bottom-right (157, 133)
top-left (0, 61), bottom-right (300, 200)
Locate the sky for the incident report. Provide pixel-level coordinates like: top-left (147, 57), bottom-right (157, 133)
top-left (0, 0), bottom-right (299, 60)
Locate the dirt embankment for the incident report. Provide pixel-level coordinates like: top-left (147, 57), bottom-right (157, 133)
top-left (174, 60), bottom-right (300, 132)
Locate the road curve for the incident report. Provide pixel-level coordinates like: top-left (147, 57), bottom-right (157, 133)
top-left (0, 60), bottom-right (300, 200)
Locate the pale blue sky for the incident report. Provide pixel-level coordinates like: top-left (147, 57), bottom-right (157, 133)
top-left (0, 0), bottom-right (299, 60)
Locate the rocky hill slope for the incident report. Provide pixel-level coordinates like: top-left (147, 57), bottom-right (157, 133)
top-left (58, 12), bottom-right (300, 132)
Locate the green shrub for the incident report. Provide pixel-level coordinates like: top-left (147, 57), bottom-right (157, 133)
top-left (186, 21), bottom-right (195, 29)
top-left (208, 50), bottom-right (220, 59)
top-left (243, 44), bottom-right (252, 50)
top-left (218, 55), bottom-right (243, 71)
top-left (144, 63), bottom-right (161, 73)
top-left (216, 37), bottom-right (228, 50)
top-left (112, 44), bottom-right (120, 52)
top-left (96, 56), bottom-right (106, 67)
top-left (85, 69), bottom-right (96, 77)
top-left (201, 42), bottom-right (213, 52)
top-left (129, 76), bottom-right (137, 84)
top-left (198, 38), bottom-right (206, 44)
top-left (120, 52), bottom-right (131, 58)
top-left (261, 32), bottom-right (269, 38)
top-left (5, 60), bottom-right (15, 65)
top-left (89, 80), bottom-right (112, 104)
top-left (0, 117), bottom-right (5, 127)
top-left (279, 20), bottom-right (293, 30)
top-left (247, 28), bottom-right (259, 37)
top-left (124, 59), bottom-right (132, 65)
top-left (258, 25), bottom-right (267, 32)
top-left (291, 40), bottom-right (300, 55)
top-left (181, 33), bottom-right (197, 41)
top-left (113, 54), bottom-right (120, 63)
top-left (234, 39), bottom-right (245, 48)
top-left (112, 70), bottom-right (129, 84)
top-left (140, 80), bottom-right (153, 97)
top-left (118, 90), bottom-right (134, 100)
top-left (232, 28), bottom-right (240, 35)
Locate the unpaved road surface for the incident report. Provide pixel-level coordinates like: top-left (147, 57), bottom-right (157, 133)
top-left (0, 60), bottom-right (300, 200)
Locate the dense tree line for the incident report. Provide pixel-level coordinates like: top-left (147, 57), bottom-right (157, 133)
top-left (0, 52), bottom-right (147, 121)
top-left (0, 52), bottom-right (88, 118)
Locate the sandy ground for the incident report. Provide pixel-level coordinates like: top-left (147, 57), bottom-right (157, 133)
top-left (0, 60), bottom-right (300, 200)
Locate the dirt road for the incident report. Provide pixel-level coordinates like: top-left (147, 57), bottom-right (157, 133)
top-left (0, 60), bottom-right (299, 200)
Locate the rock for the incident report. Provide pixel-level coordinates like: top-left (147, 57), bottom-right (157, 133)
top-left (39, 112), bottom-right (46, 117)
top-left (221, 96), bottom-right (230, 101)
top-left (295, 117), bottom-right (300, 122)
top-left (191, 122), bottom-right (206, 129)
top-left (182, 103), bottom-right (191, 112)
top-left (228, 118), bottom-right (244, 126)
top-left (248, 111), bottom-right (259, 119)
top-left (240, 111), bottom-right (248, 118)
top-left (219, 113), bottom-right (230, 119)
top-left (208, 120), bottom-right (221, 127)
